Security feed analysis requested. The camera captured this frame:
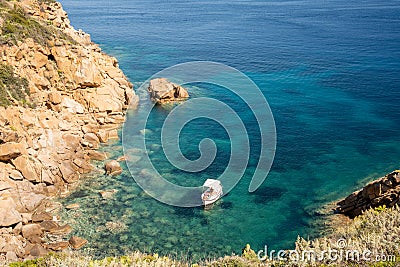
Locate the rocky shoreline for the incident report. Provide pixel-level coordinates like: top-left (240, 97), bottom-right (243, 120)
top-left (0, 0), bottom-right (137, 262)
top-left (336, 170), bottom-right (400, 218)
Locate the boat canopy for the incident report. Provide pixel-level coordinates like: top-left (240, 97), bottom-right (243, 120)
top-left (203, 179), bottom-right (221, 189)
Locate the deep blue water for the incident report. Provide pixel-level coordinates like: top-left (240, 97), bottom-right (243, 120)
top-left (59, 0), bottom-right (400, 260)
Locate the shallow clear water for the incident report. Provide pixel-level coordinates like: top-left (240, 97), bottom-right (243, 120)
top-left (59, 0), bottom-right (400, 260)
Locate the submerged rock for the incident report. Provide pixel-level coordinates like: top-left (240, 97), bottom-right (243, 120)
top-left (45, 241), bottom-right (69, 251)
top-left (69, 236), bottom-right (88, 250)
top-left (104, 160), bottom-right (122, 176)
top-left (39, 220), bottom-right (59, 232)
top-left (139, 128), bottom-right (153, 135)
top-left (31, 212), bottom-right (53, 223)
top-left (99, 189), bottom-right (119, 199)
top-left (148, 78), bottom-right (189, 104)
top-left (65, 203), bottom-right (80, 210)
top-left (105, 221), bottom-right (127, 233)
top-left (49, 224), bottom-right (73, 236)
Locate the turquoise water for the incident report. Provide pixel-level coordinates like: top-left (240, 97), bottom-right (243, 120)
top-left (59, 0), bottom-right (400, 260)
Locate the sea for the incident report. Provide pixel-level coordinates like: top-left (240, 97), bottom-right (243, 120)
top-left (59, 0), bottom-right (400, 260)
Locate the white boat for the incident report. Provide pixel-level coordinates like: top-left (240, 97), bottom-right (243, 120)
top-left (201, 179), bottom-right (223, 206)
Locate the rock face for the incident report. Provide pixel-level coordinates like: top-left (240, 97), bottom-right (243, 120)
top-left (0, 143), bottom-right (26, 162)
top-left (337, 170), bottom-right (400, 218)
top-left (12, 156), bottom-right (40, 183)
top-left (0, 0), bottom-right (138, 263)
top-left (148, 78), bottom-right (189, 104)
top-left (0, 198), bottom-right (22, 227)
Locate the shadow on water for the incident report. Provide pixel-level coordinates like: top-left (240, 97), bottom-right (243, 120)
top-left (251, 186), bottom-right (287, 204)
top-left (172, 206), bottom-right (203, 218)
top-left (220, 201), bottom-right (233, 209)
top-left (68, 190), bottom-right (90, 199)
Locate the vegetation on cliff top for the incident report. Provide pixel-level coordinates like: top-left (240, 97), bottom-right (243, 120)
top-left (292, 205), bottom-right (399, 266)
top-left (8, 206), bottom-right (399, 267)
top-left (0, 0), bottom-right (74, 46)
top-left (0, 62), bottom-right (31, 107)
top-left (0, 0), bottom-right (77, 107)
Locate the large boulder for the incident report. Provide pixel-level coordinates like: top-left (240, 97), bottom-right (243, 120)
top-left (32, 212), bottom-right (53, 223)
top-left (48, 91), bottom-right (62, 105)
top-left (39, 220), bottom-right (59, 232)
top-left (9, 170), bottom-right (24, 181)
top-left (0, 235), bottom-right (25, 258)
top-left (81, 133), bottom-right (100, 149)
top-left (75, 58), bottom-right (103, 88)
top-left (16, 191), bottom-right (46, 212)
top-left (59, 160), bottom-right (79, 183)
top-left (87, 91), bottom-right (124, 113)
top-left (22, 224), bottom-right (43, 243)
top-left (32, 52), bottom-right (48, 69)
top-left (12, 155), bottom-right (40, 183)
top-left (0, 128), bottom-right (20, 143)
top-left (0, 198), bottom-right (22, 227)
top-left (86, 150), bottom-right (107, 161)
top-left (148, 78), bottom-right (189, 104)
top-left (0, 143), bottom-right (25, 162)
top-left (61, 98), bottom-right (85, 114)
top-left (62, 133), bottom-right (82, 150)
top-left (28, 244), bottom-right (48, 257)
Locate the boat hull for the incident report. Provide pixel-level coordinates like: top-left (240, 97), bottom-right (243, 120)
top-left (201, 190), bottom-right (222, 206)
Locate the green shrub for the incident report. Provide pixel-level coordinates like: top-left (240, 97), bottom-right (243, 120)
top-left (241, 244), bottom-right (258, 261)
top-left (9, 257), bottom-right (46, 267)
top-left (0, 62), bottom-right (31, 107)
top-left (0, 2), bottom-right (75, 46)
top-left (373, 205), bottom-right (387, 213)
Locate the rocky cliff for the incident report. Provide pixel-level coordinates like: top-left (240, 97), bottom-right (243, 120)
top-left (337, 170), bottom-right (400, 218)
top-left (0, 0), bottom-right (137, 262)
